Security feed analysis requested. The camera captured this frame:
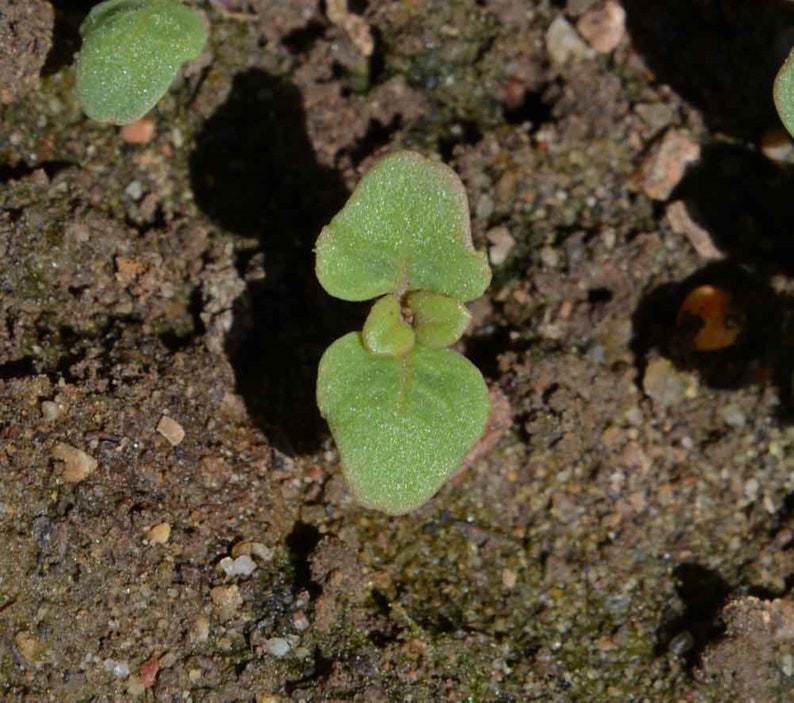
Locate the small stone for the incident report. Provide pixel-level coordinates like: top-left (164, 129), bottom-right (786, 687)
top-left (52, 442), bottom-right (98, 483)
top-left (546, 16), bottom-right (594, 65)
top-left (292, 610), bottom-right (311, 631)
top-left (668, 630), bottom-right (694, 656)
top-left (576, 0), bottom-right (625, 53)
top-left (666, 201), bottom-right (723, 260)
top-left (720, 404), bottom-right (746, 428)
top-left (635, 102), bottom-right (675, 140)
top-left (634, 129), bottom-right (700, 201)
top-left (760, 126), bottom-right (794, 165)
top-left (40, 400), bottom-right (62, 421)
top-left (145, 522), bottom-right (171, 545)
top-left (139, 656), bottom-right (159, 689)
top-left (502, 568), bottom-right (518, 589)
top-left (231, 540), bottom-right (273, 561)
top-left (744, 478), bottom-right (760, 501)
top-left (156, 415), bottom-right (185, 446)
top-left (125, 180), bottom-right (144, 201)
top-left (189, 614), bottom-right (210, 643)
top-left (210, 585), bottom-right (242, 621)
top-left (487, 226), bottom-right (516, 266)
top-left (15, 631), bottom-right (41, 665)
top-left (120, 117), bottom-right (156, 145)
top-left (265, 637), bottom-right (291, 658)
top-left (219, 554), bottom-right (257, 578)
top-left (642, 358), bottom-right (696, 408)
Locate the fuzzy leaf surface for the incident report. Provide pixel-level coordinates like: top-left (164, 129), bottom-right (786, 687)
top-left (362, 295), bottom-right (415, 356)
top-left (406, 291), bottom-right (471, 348)
top-left (775, 48), bottom-right (794, 138)
top-left (76, 0), bottom-right (207, 124)
top-left (315, 151), bottom-right (491, 302)
top-left (317, 332), bottom-right (490, 514)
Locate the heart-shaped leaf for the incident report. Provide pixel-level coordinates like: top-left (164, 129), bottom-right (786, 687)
top-left (406, 291), bottom-right (471, 348)
top-left (76, 0), bottom-right (207, 124)
top-left (315, 151), bottom-right (491, 303)
top-left (775, 48), bottom-right (794, 138)
top-left (317, 332), bottom-right (490, 515)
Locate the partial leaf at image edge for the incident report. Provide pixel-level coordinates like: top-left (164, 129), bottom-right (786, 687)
top-left (317, 333), bottom-right (490, 515)
top-left (76, 0), bottom-right (208, 124)
top-left (774, 48), bottom-right (794, 139)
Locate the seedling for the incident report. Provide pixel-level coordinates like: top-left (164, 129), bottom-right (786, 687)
top-left (775, 48), bottom-right (794, 138)
top-left (75, 0), bottom-right (207, 125)
top-left (315, 151), bottom-right (492, 515)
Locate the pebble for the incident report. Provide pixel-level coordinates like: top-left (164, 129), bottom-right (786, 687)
top-left (145, 522), bottom-right (171, 545)
top-left (120, 117), bottom-right (155, 145)
top-left (264, 637), bottom-right (291, 658)
top-left (720, 404), bottom-right (746, 428)
top-left (189, 614), bottom-right (210, 643)
top-left (104, 658), bottom-right (130, 679)
top-left (125, 180), bottom-right (144, 201)
top-left (15, 631), bottom-right (41, 665)
top-left (635, 129), bottom-right (700, 201)
top-left (546, 16), bottom-right (594, 65)
top-left (635, 102), bottom-right (675, 140)
top-left (760, 126), bottom-right (794, 164)
top-left (292, 610), bottom-right (311, 631)
top-left (487, 226), bottom-right (516, 266)
top-left (40, 400), bottom-right (62, 421)
top-left (666, 200), bottom-right (722, 260)
top-left (139, 655), bottom-right (159, 689)
top-left (576, 0), bottom-right (626, 54)
top-left (156, 415), bottom-right (185, 446)
top-left (51, 442), bottom-right (98, 483)
top-left (219, 554), bottom-right (257, 578)
top-left (668, 630), bottom-right (694, 656)
top-left (502, 568), bottom-right (518, 589)
top-left (210, 585), bottom-right (242, 621)
top-left (231, 540), bottom-right (273, 561)
top-left (642, 358), bottom-right (696, 408)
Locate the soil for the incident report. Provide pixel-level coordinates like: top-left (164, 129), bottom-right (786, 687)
top-left (3, 0), bottom-right (794, 700)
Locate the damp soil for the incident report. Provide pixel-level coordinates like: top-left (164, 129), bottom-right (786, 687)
top-left (3, 0), bottom-right (794, 700)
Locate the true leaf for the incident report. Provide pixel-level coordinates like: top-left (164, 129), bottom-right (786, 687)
top-left (315, 151), bottom-right (491, 303)
top-left (76, 0), bottom-right (207, 125)
top-left (317, 332), bottom-right (490, 515)
top-left (406, 291), bottom-right (471, 348)
top-left (363, 295), bottom-right (415, 356)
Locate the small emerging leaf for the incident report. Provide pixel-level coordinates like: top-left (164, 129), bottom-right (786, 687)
top-left (406, 291), bottom-right (471, 348)
top-left (317, 333), bottom-right (490, 515)
top-left (363, 295), bottom-right (415, 356)
top-left (775, 48), bottom-right (794, 138)
top-left (76, 0), bottom-right (207, 124)
top-left (316, 151), bottom-right (491, 303)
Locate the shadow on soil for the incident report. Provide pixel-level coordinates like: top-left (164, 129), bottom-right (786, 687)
top-left (623, 0), bottom-right (794, 141)
top-left (632, 144), bottom-right (794, 417)
top-left (655, 562), bottom-right (729, 670)
top-left (190, 69), bottom-right (362, 453)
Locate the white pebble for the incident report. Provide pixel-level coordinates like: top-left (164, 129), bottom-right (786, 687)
top-left (265, 638), bottom-right (291, 658)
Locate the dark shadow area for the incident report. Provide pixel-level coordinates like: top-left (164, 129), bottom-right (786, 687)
top-left (632, 143), bottom-right (794, 412)
top-left (631, 260), bottom-right (783, 391)
top-left (43, 1), bottom-right (98, 76)
top-left (655, 562), bottom-right (729, 670)
top-left (285, 521), bottom-right (322, 597)
top-left (190, 69), bottom-right (356, 453)
top-left (672, 143), bottom-right (794, 274)
top-left (623, 0), bottom-right (794, 140)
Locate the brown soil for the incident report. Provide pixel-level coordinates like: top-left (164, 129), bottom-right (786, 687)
top-left (3, 0), bottom-right (794, 700)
